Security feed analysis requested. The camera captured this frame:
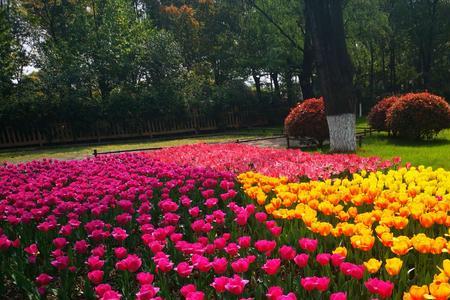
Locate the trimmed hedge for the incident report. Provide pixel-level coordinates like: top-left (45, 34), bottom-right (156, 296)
top-left (386, 92), bottom-right (450, 139)
top-left (284, 97), bottom-right (329, 145)
top-left (368, 95), bottom-right (398, 131)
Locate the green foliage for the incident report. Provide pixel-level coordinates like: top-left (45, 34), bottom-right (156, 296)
top-left (1, 0), bottom-right (450, 134)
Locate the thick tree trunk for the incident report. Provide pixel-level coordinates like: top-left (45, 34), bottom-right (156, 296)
top-left (326, 114), bottom-right (356, 152)
top-left (305, 0), bottom-right (357, 152)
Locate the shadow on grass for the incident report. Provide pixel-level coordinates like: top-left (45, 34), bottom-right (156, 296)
top-left (365, 132), bottom-right (450, 148)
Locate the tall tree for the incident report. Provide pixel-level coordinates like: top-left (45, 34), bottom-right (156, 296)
top-left (305, 0), bottom-right (357, 152)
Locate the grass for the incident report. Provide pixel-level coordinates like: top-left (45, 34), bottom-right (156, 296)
top-left (0, 128), bottom-right (283, 163)
top-left (357, 129), bottom-right (450, 169)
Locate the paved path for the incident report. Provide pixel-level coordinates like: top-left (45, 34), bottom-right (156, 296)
top-left (239, 137), bottom-right (288, 148)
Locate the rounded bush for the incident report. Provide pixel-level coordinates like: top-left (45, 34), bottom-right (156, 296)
top-left (386, 92), bottom-right (450, 139)
top-left (367, 95), bottom-right (398, 131)
top-left (284, 97), bottom-right (329, 145)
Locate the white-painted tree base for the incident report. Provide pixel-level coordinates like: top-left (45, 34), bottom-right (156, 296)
top-left (326, 113), bottom-right (356, 153)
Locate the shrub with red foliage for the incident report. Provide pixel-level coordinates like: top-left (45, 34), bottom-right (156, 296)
top-left (386, 92), bottom-right (450, 139)
top-left (284, 98), bottom-right (329, 145)
top-left (367, 95), bottom-right (398, 131)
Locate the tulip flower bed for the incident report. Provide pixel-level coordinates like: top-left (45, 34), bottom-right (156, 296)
top-left (239, 166), bottom-right (450, 299)
top-left (1, 147), bottom-right (448, 300)
top-left (0, 154), bottom-right (400, 300)
top-left (146, 144), bottom-right (397, 180)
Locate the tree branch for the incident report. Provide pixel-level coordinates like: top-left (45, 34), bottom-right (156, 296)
top-left (246, 0), bottom-right (304, 53)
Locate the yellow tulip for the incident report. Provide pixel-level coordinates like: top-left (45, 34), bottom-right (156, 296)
top-left (385, 257), bottom-right (403, 276)
top-left (363, 258), bottom-right (382, 274)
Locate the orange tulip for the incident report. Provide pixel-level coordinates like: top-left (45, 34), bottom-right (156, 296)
top-left (407, 285), bottom-right (428, 300)
top-left (419, 213), bottom-right (434, 228)
top-left (429, 282), bottom-right (450, 300)
top-left (391, 237), bottom-right (411, 256)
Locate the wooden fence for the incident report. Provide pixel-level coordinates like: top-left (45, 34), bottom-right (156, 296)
top-left (0, 110), bottom-right (270, 149)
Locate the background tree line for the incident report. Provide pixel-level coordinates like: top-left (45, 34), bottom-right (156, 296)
top-left (1, 0), bottom-right (450, 132)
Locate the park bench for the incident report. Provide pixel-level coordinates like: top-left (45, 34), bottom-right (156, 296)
top-left (286, 126), bottom-right (377, 149)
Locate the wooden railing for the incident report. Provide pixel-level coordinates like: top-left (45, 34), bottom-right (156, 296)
top-left (0, 110), bottom-right (270, 149)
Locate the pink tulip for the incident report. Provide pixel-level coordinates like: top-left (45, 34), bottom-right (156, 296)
top-left (330, 292), bottom-right (347, 300)
top-left (191, 255), bottom-right (211, 272)
top-left (211, 277), bottom-right (229, 293)
top-left (262, 258), bottom-right (281, 275)
top-left (136, 272), bottom-right (154, 285)
top-left (87, 256), bottom-right (105, 270)
top-left (340, 262), bottom-right (365, 280)
top-left (88, 270), bottom-right (104, 285)
top-left (185, 291), bottom-right (205, 300)
top-left (298, 238), bottom-right (318, 253)
top-left (266, 286), bottom-right (284, 300)
top-left (180, 284), bottom-right (197, 297)
top-left (212, 257), bottom-right (228, 274)
top-left (232, 258), bottom-right (250, 273)
top-left (136, 284), bottom-right (160, 300)
top-left (330, 254), bottom-right (345, 267)
top-left (238, 236), bottom-right (251, 248)
top-left (224, 243), bottom-right (240, 256)
top-left (255, 240), bottom-right (277, 255)
top-left (255, 212), bottom-right (268, 223)
top-left (175, 262), bottom-right (193, 277)
top-left (111, 227), bottom-right (128, 242)
top-left (293, 253), bottom-right (309, 268)
top-left (300, 277), bottom-right (330, 292)
top-left (225, 275), bottom-right (249, 295)
top-left (279, 245), bottom-right (296, 260)
top-left (115, 254), bottom-right (142, 273)
top-left (35, 273), bottom-right (53, 286)
top-left (95, 284), bottom-right (112, 297)
top-left (51, 255), bottom-right (69, 270)
top-left (114, 247), bottom-right (128, 259)
top-left (53, 237), bottom-right (68, 249)
top-left (74, 240), bottom-right (89, 254)
top-left (100, 290), bottom-right (122, 300)
top-left (316, 253), bottom-right (331, 266)
top-left (365, 278), bottom-right (394, 299)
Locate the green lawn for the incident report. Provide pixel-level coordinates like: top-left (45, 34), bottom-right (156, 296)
top-left (357, 129), bottom-right (450, 169)
top-left (0, 128), bottom-right (283, 163)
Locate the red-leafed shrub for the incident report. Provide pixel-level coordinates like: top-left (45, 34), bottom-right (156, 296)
top-left (386, 92), bottom-right (450, 139)
top-left (367, 95), bottom-right (398, 131)
top-left (284, 97), bottom-right (329, 145)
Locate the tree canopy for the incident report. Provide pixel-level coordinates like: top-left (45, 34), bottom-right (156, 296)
top-left (1, 0), bottom-right (450, 131)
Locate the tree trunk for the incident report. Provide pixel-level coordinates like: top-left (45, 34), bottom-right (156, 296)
top-left (271, 72), bottom-right (281, 102)
top-left (389, 39), bottom-right (396, 92)
top-left (421, 0), bottom-right (438, 89)
top-left (369, 40), bottom-right (375, 104)
top-left (381, 47), bottom-right (387, 92)
top-left (252, 69), bottom-right (262, 101)
top-left (299, 8), bottom-right (315, 100)
top-left (285, 70), bottom-right (295, 104)
top-left (305, 0), bottom-right (357, 152)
